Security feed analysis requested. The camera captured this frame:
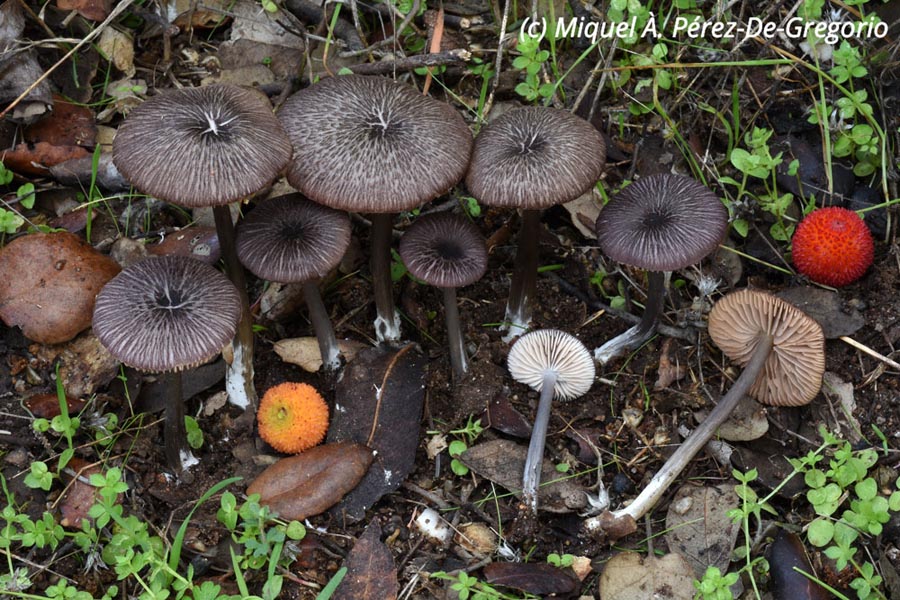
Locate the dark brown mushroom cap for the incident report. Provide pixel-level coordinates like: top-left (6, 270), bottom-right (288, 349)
top-left (398, 212), bottom-right (488, 288)
top-left (92, 256), bottom-right (242, 373)
top-left (708, 288), bottom-right (825, 407)
top-left (465, 107), bottom-right (606, 210)
top-left (278, 75), bottom-right (473, 213)
top-left (235, 193), bottom-right (351, 283)
top-left (595, 173), bottom-right (727, 272)
top-left (112, 84), bottom-right (292, 208)
top-left (507, 329), bottom-right (595, 400)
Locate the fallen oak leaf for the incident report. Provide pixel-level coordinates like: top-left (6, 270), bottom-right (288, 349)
top-left (246, 441), bottom-right (373, 521)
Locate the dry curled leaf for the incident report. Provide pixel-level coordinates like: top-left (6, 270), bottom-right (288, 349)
top-left (0, 232), bottom-right (120, 344)
top-left (247, 442), bottom-right (373, 521)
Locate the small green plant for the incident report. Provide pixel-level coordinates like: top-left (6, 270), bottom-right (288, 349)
top-left (444, 416), bottom-right (484, 476)
top-left (430, 571), bottom-right (538, 599)
top-left (546, 552), bottom-right (574, 568)
top-left (512, 35), bottom-right (555, 102)
top-left (0, 161), bottom-right (35, 234)
top-left (694, 566), bottom-right (739, 600)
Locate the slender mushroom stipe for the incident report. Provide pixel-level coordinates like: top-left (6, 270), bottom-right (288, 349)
top-left (92, 256), bottom-right (242, 471)
top-left (585, 289), bottom-right (824, 538)
top-left (507, 329), bottom-right (595, 513)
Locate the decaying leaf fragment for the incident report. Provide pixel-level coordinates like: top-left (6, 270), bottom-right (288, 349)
top-left (247, 442), bottom-right (373, 521)
top-left (599, 551), bottom-right (696, 600)
top-left (664, 483), bottom-right (740, 579)
top-left (327, 344), bottom-right (426, 520)
top-left (0, 232), bottom-right (120, 344)
top-left (459, 439), bottom-right (588, 513)
top-left (333, 523), bottom-right (399, 600)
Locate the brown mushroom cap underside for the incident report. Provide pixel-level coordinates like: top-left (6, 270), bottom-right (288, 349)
top-left (507, 329), bottom-right (596, 401)
top-left (708, 288), bottom-right (825, 407)
top-left (279, 75), bottom-right (473, 213)
top-left (398, 212), bottom-right (488, 288)
top-left (93, 256), bottom-right (242, 373)
top-left (466, 106), bottom-right (606, 210)
top-left (113, 84), bottom-right (292, 208)
top-left (595, 173), bottom-right (728, 272)
top-left (236, 193), bottom-right (351, 284)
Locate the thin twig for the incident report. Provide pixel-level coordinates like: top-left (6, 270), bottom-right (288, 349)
top-left (344, 49), bottom-right (470, 75)
top-left (840, 336), bottom-right (900, 371)
top-left (0, 0), bottom-right (136, 121)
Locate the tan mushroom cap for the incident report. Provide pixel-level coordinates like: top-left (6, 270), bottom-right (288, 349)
top-left (708, 289), bottom-right (825, 407)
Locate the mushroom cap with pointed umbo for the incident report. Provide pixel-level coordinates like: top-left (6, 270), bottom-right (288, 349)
top-left (595, 173), bottom-right (728, 272)
top-left (92, 256), bottom-right (242, 373)
top-left (466, 107), bottom-right (606, 210)
top-left (278, 75), bottom-right (473, 213)
top-left (112, 84), bottom-right (292, 208)
top-left (707, 288), bottom-right (825, 407)
top-left (507, 329), bottom-right (595, 400)
top-left (398, 212), bottom-right (488, 289)
top-left (236, 194), bottom-right (351, 284)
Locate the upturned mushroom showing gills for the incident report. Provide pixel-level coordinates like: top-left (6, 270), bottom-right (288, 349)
top-left (398, 212), bottom-right (488, 380)
top-left (585, 289), bottom-right (824, 539)
top-left (593, 173), bottom-right (727, 364)
top-left (507, 329), bottom-right (595, 513)
top-left (92, 256), bottom-right (242, 471)
top-left (112, 84), bottom-right (293, 410)
top-left (466, 107), bottom-right (606, 342)
top-left (278, 75), bottom-right (473, 344)
top-left (236, 194), bottom-right (351, 371)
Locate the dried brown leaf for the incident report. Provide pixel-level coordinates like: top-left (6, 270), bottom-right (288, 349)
top-left (334, 523), bottom-right (398, 600)
top-left (0, 232), bottom-right (120, 344)
top-left (328, 344), bottom-right (426, 520)
top-left (247, 442), bottom-right (373, 521)
top-left (482, 562), bottom-right (577, 596)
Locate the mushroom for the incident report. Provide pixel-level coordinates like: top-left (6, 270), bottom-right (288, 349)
top-left (235, 194), bottom-right (351, 371)
top-left (92, 256), bottom-right (242, 471)
top-left (278, 75), bottom-right (473, 344)
top-left (466, 107), bottom-right (606, 342)
top-left (398, 212), bottom-right (488, 379)
top-left (507, 329), bottom-right (595, 513)
top-left (585, 289), bottom-right (824, 538)
top-left (113, 84), bottom-right (293, 410)
top-left (593, 173), bottom-right (727, 364)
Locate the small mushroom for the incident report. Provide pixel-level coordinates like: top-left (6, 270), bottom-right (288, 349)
top-left (236, 194), bottom-right (351, 371)
top-left (113, 84), bottom-right (293, 410)
top-left (507, 329), bottom-right (595, 513)
top-left (278, 75), bottom-right (473, 343)
top-left (593, 173), bottom-right (727, 363)
top-left (92, 256), bottom-right (242, 471)
top-left (398, 212), bottom-right (488, 380)
top-left (467, 107), bottom-right (605, 341)
top-left (585, 289), bottom-right (824, 538)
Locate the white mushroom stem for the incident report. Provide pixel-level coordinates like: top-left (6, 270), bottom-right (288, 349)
top-left (585, 333), bottom-right (773, 535)
top-left (371, 213), bottom-right (402, 343)
top-left (163, 372), bottom-right (195, 471)
top-left (503, 209), bottom-right (541, 343)
top-left (214, 204), bottom-right (257, 410)
top-left (303, 280), bottom-right (341, 372)
top-left (443, 286), bottom-right (468, 379)
top-left (522, 368), bottom-right (559, 514)
top-left (593, 270), bottom-right (666, 364)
